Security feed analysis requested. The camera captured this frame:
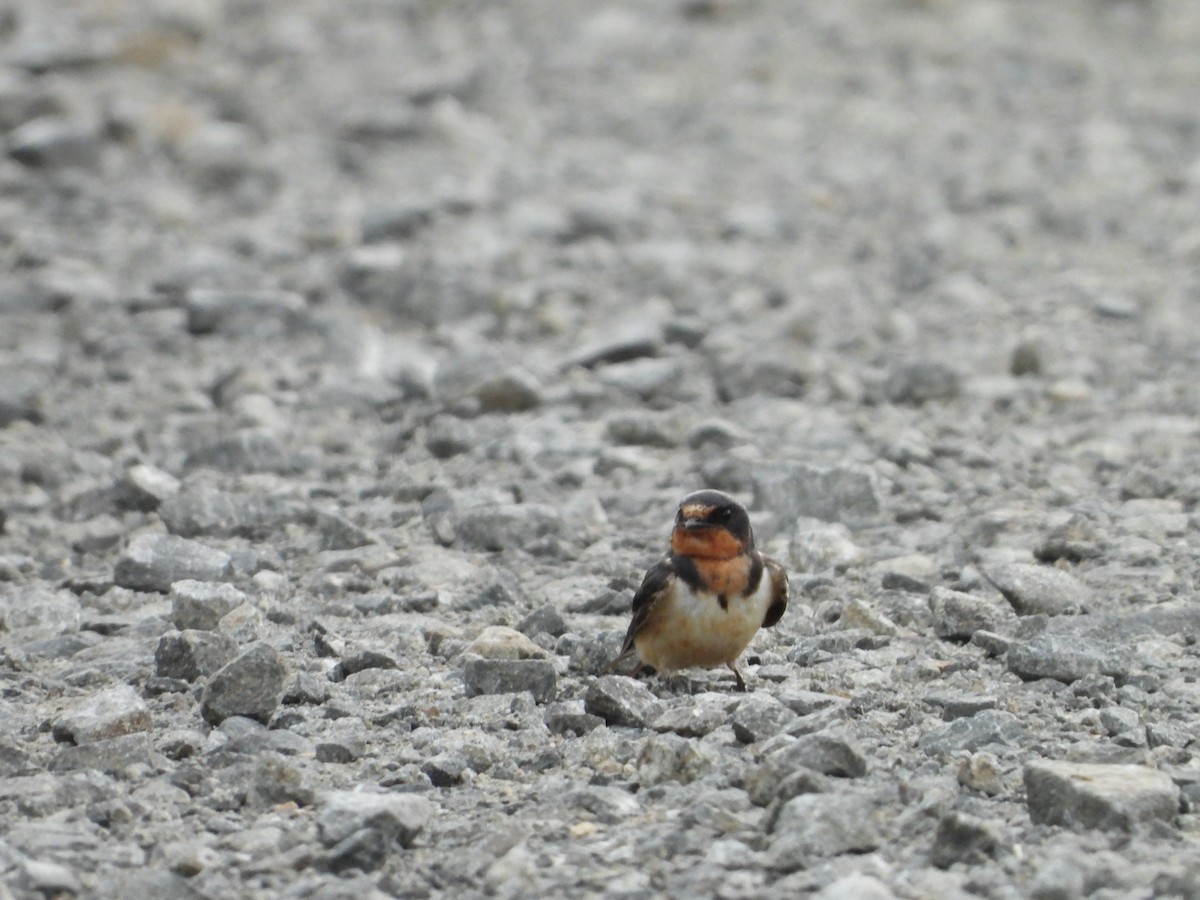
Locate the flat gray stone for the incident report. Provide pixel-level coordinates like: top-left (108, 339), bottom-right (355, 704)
top-left (984, 562), bottom-right (1089, 616)
top-left (753, 462), bottom-right (883, 526)
top-left (584, 675), bottom-right (664, 728)
top-left (929, 587), bottom-right (1014, 640)
top-left (318, 789), bottom-right (436, 849)
top-left (114, 534), bottom-right (234, 593)
top-left (463, 658), bottom-right (557, 703)
top-left (1007, 630), bottom-right (1133, 683)
top-left (1024, 760), bottom-right (1180, 831)
top-left (921, 710), bottom-right (1027, 756)
top-left (765, 792), bottom-right (881, 872)
top-left (51, 685), bottom-right (151, 744)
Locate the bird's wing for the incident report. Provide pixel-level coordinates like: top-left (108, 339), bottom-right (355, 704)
top-left (615, 556), bottom-right (676, 659)
top-left (760, 556), bottom-right (789, 628)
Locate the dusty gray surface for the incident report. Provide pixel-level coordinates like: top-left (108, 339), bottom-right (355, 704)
top-left (2, 0), bottom-right (1200, 897)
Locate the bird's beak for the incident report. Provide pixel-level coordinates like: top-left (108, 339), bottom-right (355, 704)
top-left (680, 517), bottom-right (710, 530)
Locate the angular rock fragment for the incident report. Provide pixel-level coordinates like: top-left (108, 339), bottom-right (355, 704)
top-left (170, 580), bottom-right (246, 631)
top-left (52, 685), bottom-right (151, 744)
top-left (114, 534), bottom-right (234, 592)
top-left (984, 562), bottom-right (1089, 616)
top-left (1024, 760), bottom-right (1179, 831)
top-left (463, 658), bottom-right (557, 703)
top-left (200, 644), bottom-right (287, 725)
top-left (929, 586), bottom-right (1014, 640)
top-left (584, 675), bottom-right (663, 727)
top-left (155, 630), bottom-right (238, 680)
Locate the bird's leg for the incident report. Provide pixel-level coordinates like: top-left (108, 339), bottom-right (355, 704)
top-left (727, 661), bottom-right (747, 692)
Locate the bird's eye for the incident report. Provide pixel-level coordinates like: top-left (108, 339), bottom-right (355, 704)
top-left (717, 507), bottom-right (733, 522)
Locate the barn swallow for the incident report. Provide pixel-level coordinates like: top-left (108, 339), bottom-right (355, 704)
top-left (609, 489), bottom-right (788, 691)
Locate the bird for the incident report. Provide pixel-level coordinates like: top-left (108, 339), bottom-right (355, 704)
top-left (609, 489), bottom-right (788, 691)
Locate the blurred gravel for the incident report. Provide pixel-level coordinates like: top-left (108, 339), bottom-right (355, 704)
top-left (2, 0), bottom-right (1200, 896)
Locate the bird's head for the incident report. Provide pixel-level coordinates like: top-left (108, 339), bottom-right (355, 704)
top-left (670, 489), bottom-right (754, 559)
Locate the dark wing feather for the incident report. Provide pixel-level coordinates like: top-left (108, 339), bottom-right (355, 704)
top-left (760, 556), bottom-right (789, 628)
top-left (616, 556), bottom-right (675, 658)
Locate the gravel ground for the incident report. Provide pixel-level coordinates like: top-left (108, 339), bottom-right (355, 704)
top-left (3, 1), bottom-right (1200, 897)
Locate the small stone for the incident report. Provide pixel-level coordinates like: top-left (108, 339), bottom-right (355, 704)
top-left (1007, 630), bottom-right (1133, 684)
top-left (282, 671), bottom-right (331, 706)
top-left (317, 788), bottom-right (436, 852)
top-left (929, 811), bottom-right (1002, 868)
top-left (957, 751), bottom-right (1006, 795)
top-left (463, 658), bottom-right (557, 703)
top-left (929, 587), bottom-right (1015, 640)
top-left (474, 368), bottom-right (543, 413)
top-left (732, 693), bottom-right (799, 744)
top-left (745, 762), bottom-right (831, 808)
top-left (789, 519), bottom-right (865, 573)
top-left (17, 859), bottom-right (82, 896)
top-left (517, 604), bottom-right (568, 638)
top-left (584, 675), bottom-right (664, 727)
top-left (463, 625), bottom-right (549, 660)
top-left (200, 643), bottom-right (287, 725)
top-left (0, 586), bottom-right (81, 639)
top-left (1099, 706), bottom-right (1140, 737)
top-left (170, 580), bottom-right (246, 630)
top-left (247, 753), bottom-right (316, 807)
top-left (884, 361), bottom-right (961, 405)
top-left (1010, 340), bottom-right (1044, 377)
top-left (217, 603), bottom-right (262, 643)
top-left (422, 752), bottom-right (468, 786)
top-left (184, 429), bottom-right (303, 474)
top-left (765, 792), bottom-right (881, 872)
top-left (361, 202), bottom-right (434, 242)
top-left (920, 710), bottom-right (1027, 756)
top-left (566, 321), bottom-right (661, 369)
top-left (8, 116), bottom-right (100, 168)
top-left (753, 463), bottom-right (882, 526)
top-left (455, 502), bottom-right (565, 552)
top-left (814, 874), bottom-right (896, 900)
top-left (1024, 760), bottom-right (1180, 831)
top-left (155, 630), bottom-right (238, 680)
top-left (117, 463), bottom-right (181, 511)
top-left (544, 701), bottom-right (604, 736)
top-left (115, 534), bottom-right (234, 593)
top-left (52, 685), bottom-right (151, 744)
top-left (983, 562), bottom-right (1089, 616)
top-left (650, 695), bottom-right (730, 738)
top-left (159, 485), bottom-right (303, 539)
top-left (636, 733), bottom-right (714, 786)
top-left (51, 733), bottom-right (154, 773)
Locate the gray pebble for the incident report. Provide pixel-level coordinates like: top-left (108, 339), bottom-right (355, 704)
top-left (51, 684), bottom-right (151, 744)
top-left (753, 462), bottom-right (883, 526)
top-left (1024, 760), bottom-right (1180, 831)
top-left (636, 733), bottom-right (716, 786)
top-left (884, 361), bottom-right (961, 405)
top-left (929, 811), bottom-right (1003, 868)
top-left (921, 710), bottom-right (1027, 756)
top-left (732, 693), bottom-right (799, 744)
top-left (115, 534), bottom-right (234, 593)
top-left (159, 486), bottom-right (303, 540)
top-left (51, 733), bottom-right (156, 774)
top-left (543, 701), bottom-right (604, 736)
top-left (155, 630), bottom-right (238, 680)
top-left (765, 792), bottom-right (882, 872)
top-left (317, 789), bottom-right (436, 861)
top-left (1007, 630), bottom-right (1133, 684)
top-left (584, 675), bottom-right (664, 728)
top-left (516, 604), bottom-right (568, 639)
top-left (7, 116), bottom-right (100, 168)
top-left (930, 586), bottom-right (1014, 640)
top-left (463, 658), bottom-right (557, 703)
top-left (170, 580), bottom-right (246, 631)
top-left (983, 562), bottom-right (1089, 616)
top-left (200, 643), bottom-right (287, 725)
